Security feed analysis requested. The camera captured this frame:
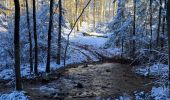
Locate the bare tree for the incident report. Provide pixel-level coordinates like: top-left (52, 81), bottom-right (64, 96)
top-left (156, 0), bottom-right (162, 47)
top-left (93, 0), bottom-right (96, 28)
top-left (57, 0), bottom-right (62, 65)
top-left (14, 0), bottom-right (22, 91)
top-left (25, 0), bottom-right (33, 72)
top-left (75, 0), bottom-right (79, 31)
top-left (46, 0), bottom-right (54, 73)
top-left (161, 0), bottom-right (167, 48)
top-left (33, 0), bottom-right (38, 74)
top-left (149, 0), bottom-right (153, 50)
top-left (132, 0), bottom-right (136, 58)
top-left (167, 0), bottom-right (170, 82)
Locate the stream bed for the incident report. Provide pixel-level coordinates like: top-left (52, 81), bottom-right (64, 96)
top-left (24, 62), bottom-right (153, 100)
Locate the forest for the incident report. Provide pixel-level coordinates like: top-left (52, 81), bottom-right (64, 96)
top-left (0, 0), bottom-right (169, 99)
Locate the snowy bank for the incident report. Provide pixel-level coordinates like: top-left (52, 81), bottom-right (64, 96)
top-left (135, 63), bottom-right (169, 77)
top-left (0, 91), bottom-right (28, 100)
top-left (151, 86), bottom-right (169, 100)
top-left (134, 63), bottom-right (169, 100)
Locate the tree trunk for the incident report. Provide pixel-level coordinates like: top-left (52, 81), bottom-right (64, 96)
top-left (161, 0), bottom-right (167, 48)
top-left (75, 0), bottom-right (79, 31)
top-left (14, 0), bottom-right (22, 91)
top-left (103, 0), bottom-right (106, 21)
top-left (157, 0), bottom-right (162, 47)
top-left (25, 0), bottom-right (33, 72)
top-left (46, 0), bottom-right (54, 73)
top-left (93, 0), bottom-right (96, 28)
top-left (109, 0), bottom-right (112, 18)
top-left (113, 0), bottom-right (117, 16)
top-left (88, 4), bottom-right (91, 27)
top-left (33, 0), bottom-right (38, 74)
top-left (57, 0), bottom-right (62, 65)
top-left (149, 0), bottom-right (153, 50)
top-left (167, 0), bottom-right (170, 84)
top-left (132, 0), bottom-right (136, 58)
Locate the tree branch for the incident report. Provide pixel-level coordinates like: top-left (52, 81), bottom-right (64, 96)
top-left (63, 0), bottom-right (92, 67)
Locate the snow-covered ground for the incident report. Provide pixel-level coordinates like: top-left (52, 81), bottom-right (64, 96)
top-left (0, 20), bottom-right (169, 99)
top-left (70, 34), bottom-right (107, 47)
top-left (151, 86), bottom-right (169, 100)
top-left (117, 86), bottom-right (169, 100)
top-left (0, 91), bottom-right (28, 100)
top-left (134, 64), bottom-right (170, 100)
top-left (0, 25), bottom-right (121, 81)
top-left (135, 63), bottom-right (169, 77)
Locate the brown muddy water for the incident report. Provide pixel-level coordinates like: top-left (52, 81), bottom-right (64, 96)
top-left (23, 63), bottom-right (153, 100)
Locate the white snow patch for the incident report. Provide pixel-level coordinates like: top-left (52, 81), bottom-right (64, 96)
top-left (0, 27), bottom-right (7, 32)
top-left (70, 35), bottom-right (107, 47)
top-left (39, 86), bottom-right (56, 93)
top-left (118, 93), bottom-right (131, 100)
top-left (105, 48), bottom-right (122, 56)
top-left (151, 86), bottom-right (169, 100)
top-left (0, 69), bottom-right (14, 80)
top-left (135, 64), bottom-right (169, 77)
top-left (67, 50), bottom-right (87, 64)
top-left (0, 91), bottom-right (28, 100)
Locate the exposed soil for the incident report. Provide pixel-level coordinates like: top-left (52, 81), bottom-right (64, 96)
top-left (14, 62), bottom-right (153, 100)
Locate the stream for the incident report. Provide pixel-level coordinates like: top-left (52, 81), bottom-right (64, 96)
top-left (22, 62), bottom-right (153, 100)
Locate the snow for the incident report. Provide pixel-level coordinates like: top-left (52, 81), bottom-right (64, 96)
top-left (118, 93), bottom-right (131, 100)
top-left (0, 62), bottom-right (62, 80)
top-left (39, 86), bottom-right (56, 93)
top-left (135, 64), bottom-right (169, 77)
top-left (0, 27), bottom-right (7, 32)
top-left (63, 27), bottom-right (108, 48)
top-left (135, 64), bottom-right (169, 100)
top-left (105, 48), bottom-right (122, 56)
top-left (151, 86), bottom-right (170, 100)
top-left (70, 36), bottom-right (107, 47)
top-left (66, 50), bottom-right (88, 64)
top-left (0, 69), bottom-right (14, 80)
top-left (0, 91), bottom-right (28, 100)
top-left (0, 0), bottom-right (169, 99)
top-left (134, 91), bottom-right (147, 100)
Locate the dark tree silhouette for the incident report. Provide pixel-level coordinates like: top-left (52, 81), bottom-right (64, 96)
top-left (46, 0), bottom-right (54, 73)
top-left (156, 0), bottom-right (162, 47)
top-left (167, 0), bottom-right (170, 82)
top-left (132, 0), bottom-right (136, 58)
top-left (161, 0), bottom-right (167, 48)
top-left (33, 0), bottom-right (38, 74)
top-left (14, 0), bottom-right (22, 91)
top-left (57, 0), bottom-right (62, 65)
top-left (149, 0), bottom-right (153, 50)
top-left (26, 0), bottom-right (33, 72)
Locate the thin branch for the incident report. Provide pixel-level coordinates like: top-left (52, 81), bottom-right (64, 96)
top-left (63, 0), bottom-right (92, 67)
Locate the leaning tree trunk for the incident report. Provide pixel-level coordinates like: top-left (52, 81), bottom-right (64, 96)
top-left (57, 0), bottom-right (62, 65)
top-left (26, 0), bottom-right (33, 72)
top-left (33, 0), bottom-right (38, 74)
top-left (46, 0), bottom-right (54, 73)
top-left (14, 0), bottom-right (22, 91)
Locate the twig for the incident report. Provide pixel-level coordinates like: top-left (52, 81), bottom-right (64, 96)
top-left (63, 0), bottom-right (92, 67)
